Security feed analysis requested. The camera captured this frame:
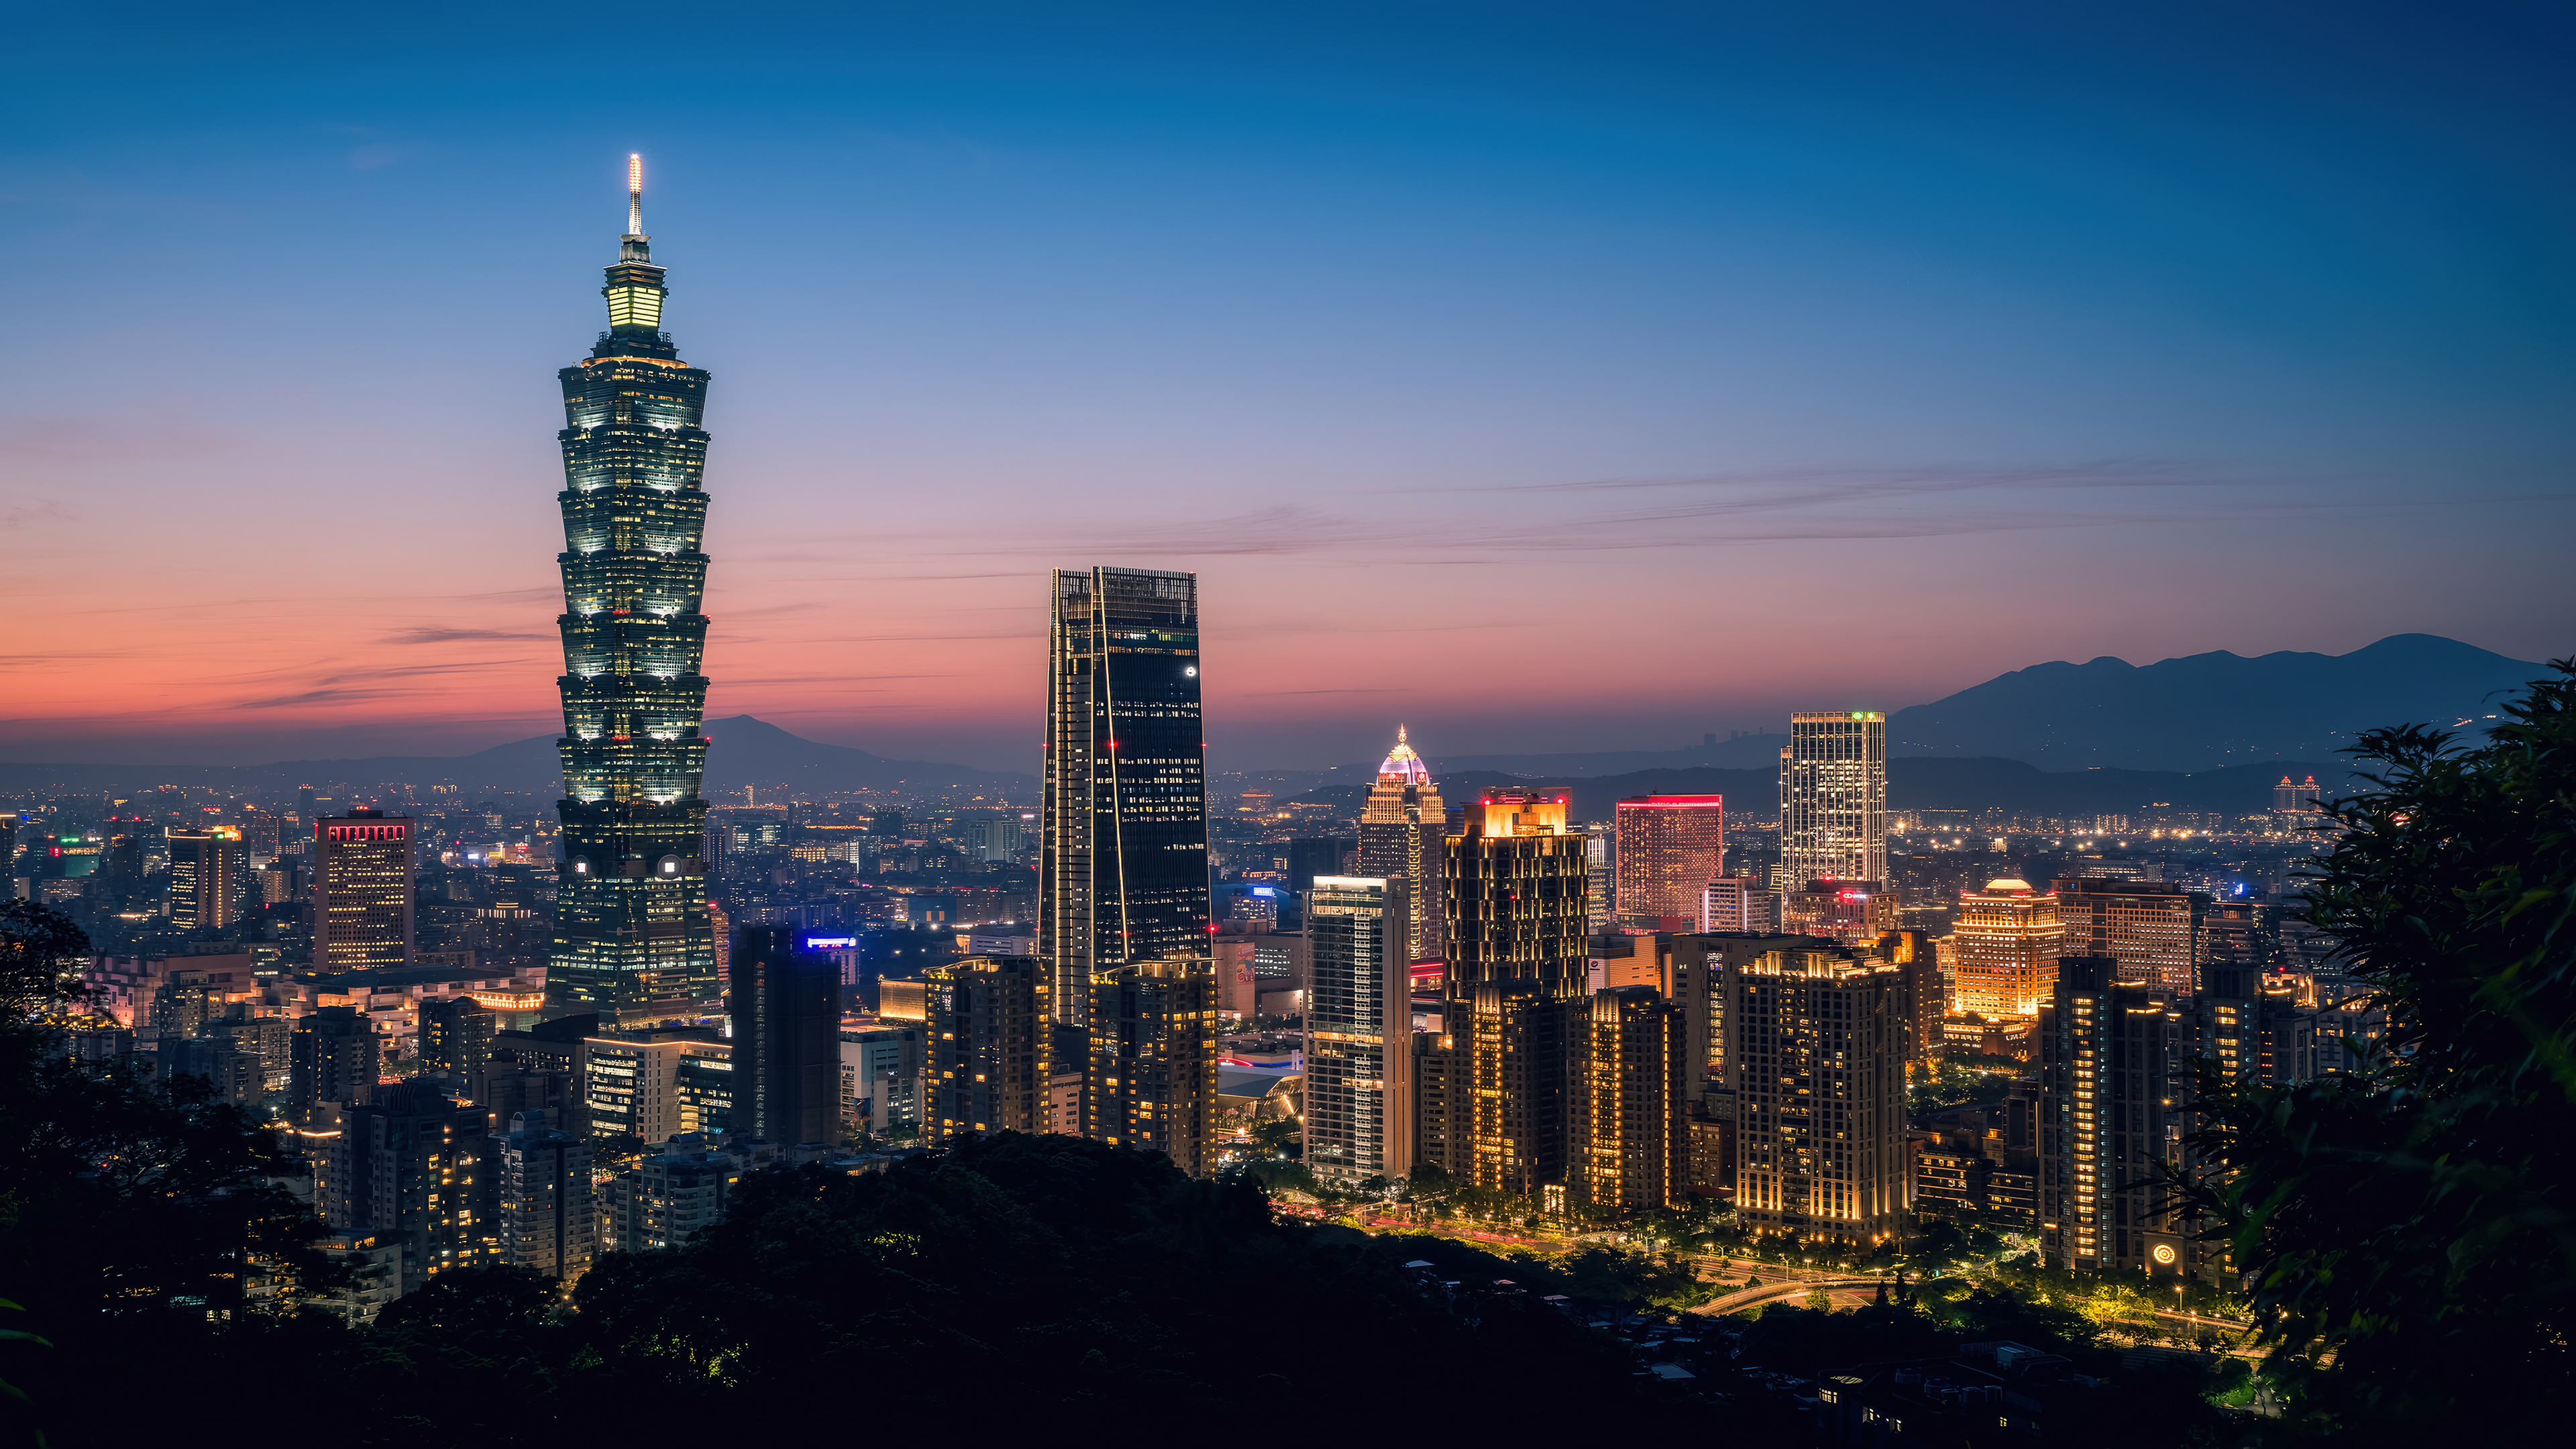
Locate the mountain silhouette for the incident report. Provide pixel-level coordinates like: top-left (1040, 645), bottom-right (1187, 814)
top-left (1887, 634), bottom-right (2546, 771)
top-left (0, 715), bottom-right (1035, 798)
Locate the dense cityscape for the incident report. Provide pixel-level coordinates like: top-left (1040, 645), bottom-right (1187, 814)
top-left (5, 9), bottom-right (2573, 1445)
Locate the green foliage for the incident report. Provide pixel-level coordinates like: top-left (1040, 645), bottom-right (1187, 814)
top-left (1554, 1245), bottom-right (1709, 1311)
top-left (1247, 1116), bottom-right (1301, 1159)
top-left (2184, 663), bottom-right (2576, 1443)
top-left (0, 911), bottom-right (341, 1449)
top-left (1907, 1055), bottom-right (2017, 1113)
top-left (0, 900), bottom-right (89, 1011)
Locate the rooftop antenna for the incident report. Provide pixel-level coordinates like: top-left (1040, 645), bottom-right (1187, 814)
top-left (626, 153), bottom-right (644, 237)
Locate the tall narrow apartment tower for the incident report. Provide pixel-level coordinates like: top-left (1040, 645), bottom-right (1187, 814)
top-left (1778, 712), bottom-right (1887, 888)
top-left (1040, 567), bottom-right (1212, 1025)
top-left (1356, 726), bottom-right (1446, 963)
top-left (547, 157), bottom-right (720, 1026)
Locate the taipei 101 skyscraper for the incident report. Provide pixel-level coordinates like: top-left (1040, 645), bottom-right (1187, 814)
top-left (545, 156), bottom-right (720, 1026)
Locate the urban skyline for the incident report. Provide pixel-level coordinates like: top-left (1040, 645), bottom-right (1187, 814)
top-left (5, 10), bottom-right (2569, 1440)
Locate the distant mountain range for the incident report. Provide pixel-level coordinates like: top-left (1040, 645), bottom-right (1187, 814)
top-left (0, 716), bottom-right (1037, 800)
top-left (1286, 758), bottom-right (2361, 822)
top-left (1886, 633), bottom-right (2544, 772)
top-left (1, 633), bottom-right (2546, 801)
top-left (1320, 633), bottom-right (2542, 780)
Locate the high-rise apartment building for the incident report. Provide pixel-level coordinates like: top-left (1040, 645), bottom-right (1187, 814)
top-left (1778, 712), bottom-right (1887, 887)
top-left (1728, 945), bottom-right (1909, 1244)
top-left (1613, 795), bottom-right (1725, 932)
top-left (1878, 928), bottom-right (1943, 1068)
top-left (1698, 875), bottom-right (1776, 934)
top-left (318, 1079), bottom-right (494, 1294)
top-left (1438, 789), bottom-right (1591, 1196)
top-left (496, 1110), bottom-right (595, 1285)
top-left (1040, 567), bottom-right (1212, 1025)
top-left (729, 927), bottom-right (838, 1146)
top-left (2272, 774), bottom-right (2322, 815)
top-left (602, 1131), bottom-right (743, 1252)
top-left (312, 810), bottom-right (415, 971)
top-left (166, 826), bottom-right (244, 932)
top-left (923, 955), bottom-right (1051, 1141)
top-left (289, 1006), bottom-right (379, 1126)
top-left (1303, 877), bottom-right (1414, 1187)
top-left (1576, 985), bottom-right (1688, 1214)
top-left (1087, 959), bottom-right (1217, 1175)
top-left (1582, 822), bottom-right (1615, 932)
top-left (841, 1024), bottom-right (924, 1136)
top-left (2053, 877), bottom-right (2197, 996)
top-left (547, 158), bottom-right (721, 1028)
top-left (1444, 788), bottom-right (1591, 1001)
top-left (1951, 879), bottom-right (2066, 1020)
top-left (2039, 956), bottom-right (2188, 1275)
top-left (1356, 727), bottom-right (1446, 963)
top-left (420, 996), bottom-right (495, 1078)
top-left (1460, 977), bottom-right (1576, 1197)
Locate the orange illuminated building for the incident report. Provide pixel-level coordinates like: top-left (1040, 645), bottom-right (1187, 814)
top-left (1950, 878), bottom-right (2064, 1020)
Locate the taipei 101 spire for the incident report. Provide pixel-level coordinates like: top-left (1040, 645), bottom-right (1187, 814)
top-left (544, 155), bottom-right (722, 1026)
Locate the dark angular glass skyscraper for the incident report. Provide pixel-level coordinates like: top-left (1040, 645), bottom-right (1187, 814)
top-left (546, 157), bottom-right (720, 1027)
top-left (1040, 567), bottom-right (1212, 1024)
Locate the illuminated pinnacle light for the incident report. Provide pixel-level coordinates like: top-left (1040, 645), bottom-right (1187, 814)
top-left (626, 153), bottom-right (645, 237)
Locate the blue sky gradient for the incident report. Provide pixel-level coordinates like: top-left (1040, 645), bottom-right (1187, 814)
top-left (6, 1), bottom-right (2571, 769)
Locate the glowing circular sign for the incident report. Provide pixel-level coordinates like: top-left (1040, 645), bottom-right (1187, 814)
top-left (2152, 1244), bottom-right (2178, 1266)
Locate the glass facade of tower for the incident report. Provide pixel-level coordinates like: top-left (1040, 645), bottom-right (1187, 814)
top-left (547, 193), bottom-right (720, 1027)
top-left (1040, 566), bottom-right (1212, 1025)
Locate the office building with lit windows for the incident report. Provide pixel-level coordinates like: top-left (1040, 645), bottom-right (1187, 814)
top-left (1460, 977), bottom-right (1576, 1197)
top-left (1303, 877), bottom-right (1414, 1187)
top-left (1434, 788), bottom-right (1592, 1193)
top-left (1576, 985), bottom-right (1688, 1214)
top-left (1613, 795), bottom-right (1724, 932)
top-left (167, 826), bottom-right (244, 932)
top-left (2052, 877), bottom-right (2198, 997)
top-left (547, 157), bottom-right (720, 1028)
top-left (923, 955), bottom-right (1051, 1142)
top-left (582, 1028), bottom-right (731, 1144)
top-left (1727, 945), bottom-right (1909, 1245)
top-left (1778, 712), bottom-right (1887, 888)
top-left (1444, 788), bottom-right (1591, 1000)
top-left (2038, 955), bottom-right (2188, 1275)
top-left (1951, 879), bottom-right (2066, 1020)
top-left (313, 810), bottom-right (415, 972)
top-left (1040, 567), bottom-right (1212, 1026)
top-left (1356, 728), bottom-right (1446, 963)
top-left (1087, 959), bottom-right (1217, 1175)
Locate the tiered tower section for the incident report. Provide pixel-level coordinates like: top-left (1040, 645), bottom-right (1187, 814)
top-left (547, 157), bottom-right (720, 1026)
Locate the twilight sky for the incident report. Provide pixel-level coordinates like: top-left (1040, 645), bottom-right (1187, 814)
top-left (5, 1), bottom-right (2572, 773)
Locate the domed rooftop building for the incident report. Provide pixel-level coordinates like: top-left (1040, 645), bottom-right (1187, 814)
top-left (1376, 724), bottom-right (1434, 787)
top-left (1359, 724), bottom-right (1445, 963)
